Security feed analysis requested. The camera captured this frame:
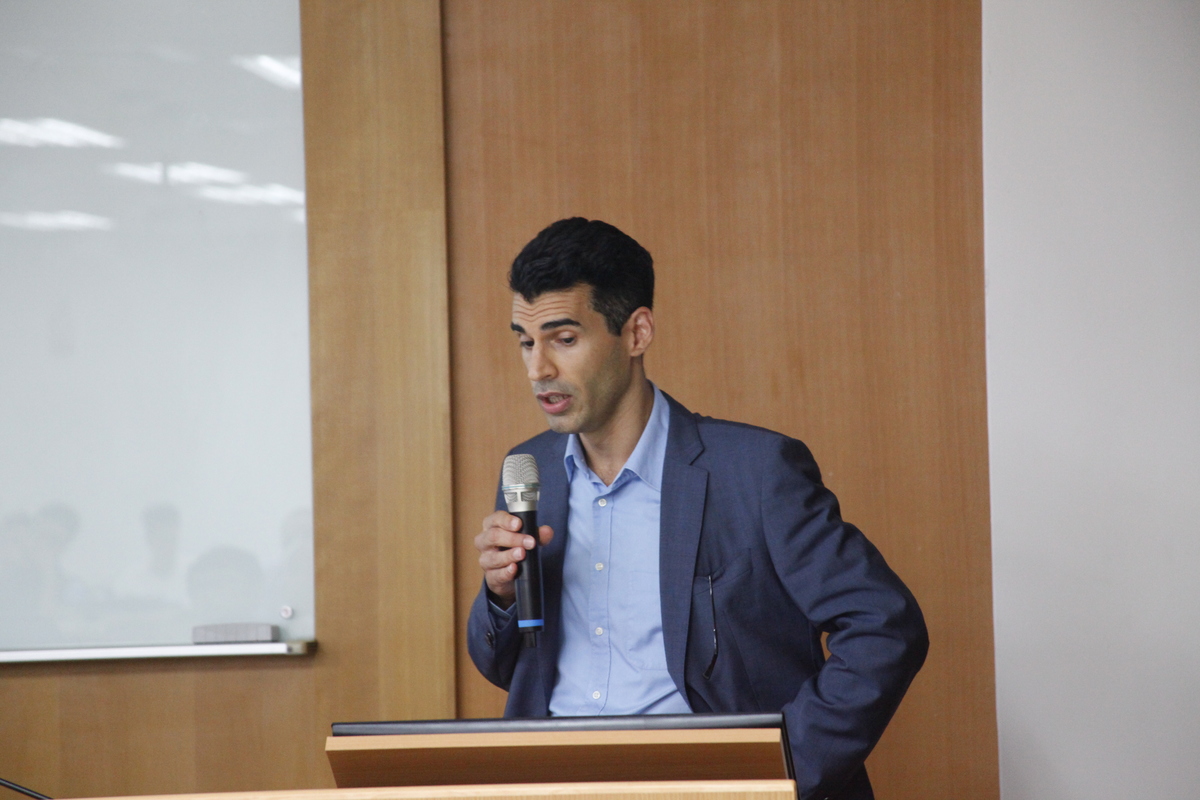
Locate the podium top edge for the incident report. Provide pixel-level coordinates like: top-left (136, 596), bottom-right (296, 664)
top-left (68, 780), bottom-right (798, 800)
top-left (331, 713), bottom-right (783, 737)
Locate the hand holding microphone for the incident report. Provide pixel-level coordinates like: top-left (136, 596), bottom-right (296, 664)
top-left (474, 454), bottom-right (552, 647)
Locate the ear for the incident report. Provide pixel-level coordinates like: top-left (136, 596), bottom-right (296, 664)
top-left (625, 307), bottom-right (655, 357)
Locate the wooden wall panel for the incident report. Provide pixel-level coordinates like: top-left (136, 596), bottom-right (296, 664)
top-left (0, 2), bottom-right (454, 796)
top-left (302, 0), bottom-right (456, 727)
top-left (443, 2), bottom-right (997, 799)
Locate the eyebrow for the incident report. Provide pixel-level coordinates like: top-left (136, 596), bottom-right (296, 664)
top-left (510, 318), bottom-right (582, 334)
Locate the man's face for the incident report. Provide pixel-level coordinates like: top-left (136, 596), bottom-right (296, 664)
top-left (511, 285), bottom-right (633, 435)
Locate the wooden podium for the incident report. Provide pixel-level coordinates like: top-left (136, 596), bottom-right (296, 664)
top-left (67, 718), bottom-right (794, 800)
top-left (323, 716), bottom-right (797, 800)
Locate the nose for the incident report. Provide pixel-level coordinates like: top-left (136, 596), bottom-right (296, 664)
top-left (525, 342), bottom-right (555, 383)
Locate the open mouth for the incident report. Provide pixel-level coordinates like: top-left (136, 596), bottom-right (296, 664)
top-left (536, 392), bottom-right (573, 414)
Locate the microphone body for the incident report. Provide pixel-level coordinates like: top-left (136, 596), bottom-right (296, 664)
top-left (502, 454), bottom-right (544, 647)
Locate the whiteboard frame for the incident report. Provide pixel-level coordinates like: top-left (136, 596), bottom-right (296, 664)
top-left (0, 640), bottom-right (314, 663)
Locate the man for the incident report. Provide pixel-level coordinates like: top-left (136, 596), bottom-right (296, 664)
top-left (468, 218), bottom-right (928, 800)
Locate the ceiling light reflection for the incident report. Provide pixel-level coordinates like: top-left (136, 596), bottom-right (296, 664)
top-left (233, 55), bottom-right (301, 90)
top-left (107, 162), bottom-right (164, 184)
top-left (103, 162), bottom-right (304, 212)
top-left (168, 162), bottom-right (246, 185)
top-left (0, 118), bottom-right (124, 148)
top-left (0, 211), bottom-right (113, 231)
top-left (196, 184), bottom-right (304, 206)
top-left (106, 161), bottom-right (249, 186)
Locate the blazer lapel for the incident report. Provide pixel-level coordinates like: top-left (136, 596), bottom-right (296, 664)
top-left (534, 437), bottom-right (569, 711)
top-left (658, 393), bottom-right (707, 698)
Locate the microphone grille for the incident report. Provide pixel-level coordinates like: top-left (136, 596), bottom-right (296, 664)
top-left (502, 453), bottom-right (540, 487)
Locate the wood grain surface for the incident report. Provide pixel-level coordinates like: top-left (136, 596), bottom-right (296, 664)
top-left (0, 2), bottom-right (455, 796)
top-left (325, 729), bottom-right (787, 787)
top-left (442, 2), bottom-right (997, 799)
top-left (302, 0), bottom-right (456, 727)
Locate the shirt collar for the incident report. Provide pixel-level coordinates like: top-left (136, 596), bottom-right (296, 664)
top-left (563, 383), bottom-right (669, 492)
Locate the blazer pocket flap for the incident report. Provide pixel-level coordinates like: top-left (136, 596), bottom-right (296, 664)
top-left (692, 548), bottom-right (753, 594)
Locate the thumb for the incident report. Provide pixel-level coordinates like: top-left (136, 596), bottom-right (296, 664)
top-left (538, 525), bottom-right (554, 546)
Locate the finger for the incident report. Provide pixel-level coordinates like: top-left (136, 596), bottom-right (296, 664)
top-left (483, 508), bottom-right (516, 525)
top-left (485, 564), bottom-right (519, 598)
top-left (478, 527), bottom-right (534, 552)
top-left (485, 510), bottom-right (523, 532)
top-left (479, 512), bottom-right (523, 546)
top-left (479, 546), bottom-right (524, 571)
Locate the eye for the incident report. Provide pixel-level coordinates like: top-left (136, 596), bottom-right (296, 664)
top-left (558, 335), bottom-right (576, 345)
top-left (519, 338), bottom-right (533, 349)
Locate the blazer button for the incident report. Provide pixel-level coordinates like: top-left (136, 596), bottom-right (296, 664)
top-left (485, 630), bottom-right (495, 647)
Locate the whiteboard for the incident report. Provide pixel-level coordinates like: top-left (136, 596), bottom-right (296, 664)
top-left (0, 0), bottom-right (314, 650)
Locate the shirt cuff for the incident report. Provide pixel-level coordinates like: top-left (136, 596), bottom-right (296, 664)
top-left (487, 595), bottom-right (515, 627)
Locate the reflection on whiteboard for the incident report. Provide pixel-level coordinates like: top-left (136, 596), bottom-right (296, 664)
top-left (0, 0), bottom-right (313, 649)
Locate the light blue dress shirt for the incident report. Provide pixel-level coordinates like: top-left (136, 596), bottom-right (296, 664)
top-left (548, 385), bottom-right (692, 716)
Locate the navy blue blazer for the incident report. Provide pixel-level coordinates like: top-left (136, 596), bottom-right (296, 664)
top-left (468, 392), bottom-right (928, 800)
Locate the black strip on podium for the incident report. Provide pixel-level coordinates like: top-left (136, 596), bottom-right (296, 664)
top-left (332, 712), bottom-right (783, 737)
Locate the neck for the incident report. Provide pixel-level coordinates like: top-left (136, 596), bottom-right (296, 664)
top-left (578, 375), bottom-right (655, 485)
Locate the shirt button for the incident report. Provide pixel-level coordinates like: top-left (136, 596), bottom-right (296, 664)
top-left (592, 691), bottom-right (601, 699)
top-left (595, 627), bottom-right (604, 635)
top-left (595, 562), bottom-right (604, 571)
top-left (597, 498), bottom-right (607, 507)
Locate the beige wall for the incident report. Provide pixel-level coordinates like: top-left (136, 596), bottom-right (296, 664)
top-left (0, 3), bottom-right (996, 799)
top-left (986, 0), bottom-right (1200, 797)
top-left (444, 2), bottom-right (997, 798)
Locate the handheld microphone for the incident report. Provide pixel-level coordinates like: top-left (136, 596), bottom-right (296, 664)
top-left (501, 453), bottom-right (544, 648)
